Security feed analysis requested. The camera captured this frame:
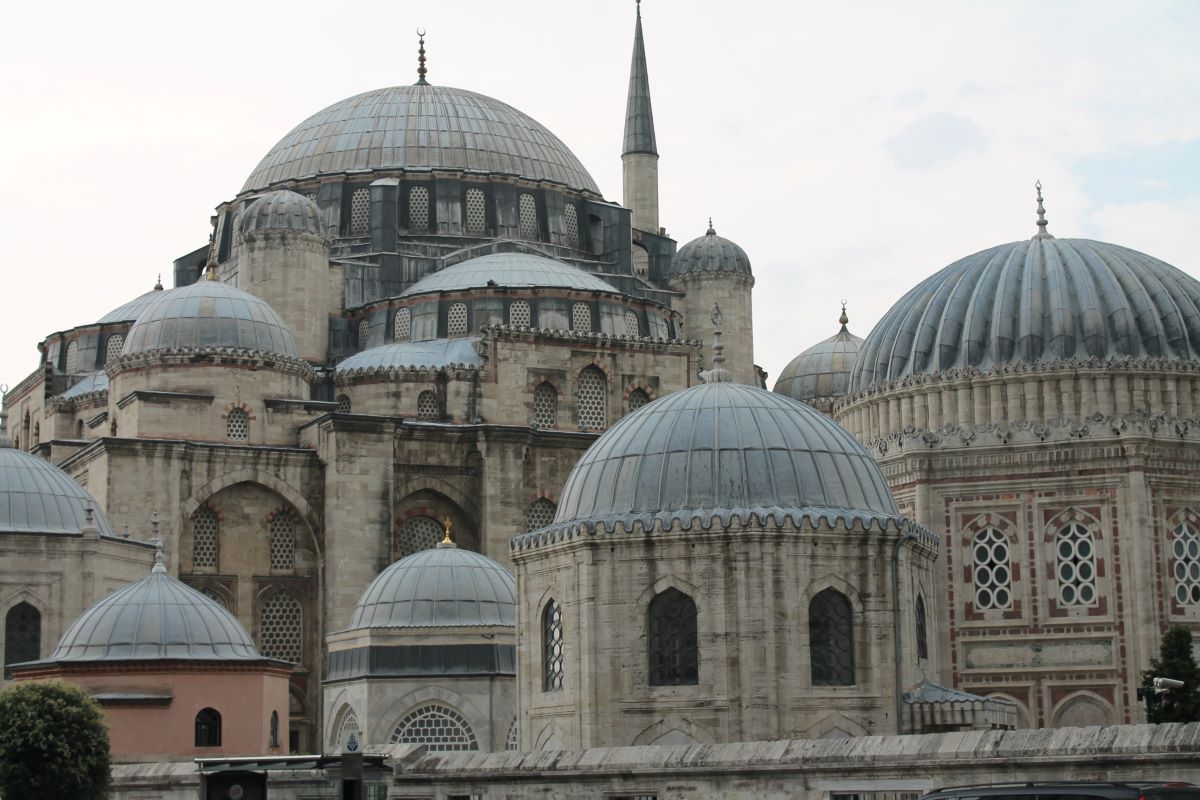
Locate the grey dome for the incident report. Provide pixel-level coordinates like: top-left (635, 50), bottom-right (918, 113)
top-left (400, 253), bottom-right (617, 297)
top-left (122, 279), bottom-right (299, 359)
top-left (336, 339), bottom-right (482, 374)
top-left (243, 85), bottom-right (600, 195)
top-left (536, 381), bottom-right (900, 539)
top-left (96, 284), bottom-right (168, 324)
top-left (58, 370), bottom-right (109, 401)
top-left (671, 223), bottom-right (752, 277)
top-left (0, 447), bottom-right (115, 536)
top-left (50, 561), bottom-right (264, 662)
top-left (774, 313), bottom-right (864, 405)
top-left (240, 190), bottom-right (324, 237)
top-left (350, 544), bottom-right (516, 629)
top-left (852, 238), bottom-right (1200, 390)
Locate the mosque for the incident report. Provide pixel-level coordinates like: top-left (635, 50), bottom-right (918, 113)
top-left (2, 1), bottom-right (1200, 766)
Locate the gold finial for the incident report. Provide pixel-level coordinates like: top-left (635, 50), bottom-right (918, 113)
top-left (205, 256), bottom-right (219, 281)
top-left (440, 516), bottom-right (454, 546)
top-left (416, 28), bottom-right (429, 86)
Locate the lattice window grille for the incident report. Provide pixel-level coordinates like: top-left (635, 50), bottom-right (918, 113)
top-left (465, 188), bottom-right (486, 235)
top-left (624, 311), bottom-right (640, 337)
top-left (394, 307), bottom-right (411, 342)
top-left (305, 192), bottom-right (317, 204)
top-left (543, 599), bottom-right (564, 691)
top-left (564, 203), bottom-right (579, 248)
top-left (1056, 521), bottom-right (1097, 607)
top-left (64, 342), bottom-right (79, 374)
top-left (518, 193), bottom-right (538, 240)
top-left (350, 187), bottom-right (370, 235)
top-left (259, 592), bottom-right (303, 663)
top-left (1172, 521), bottom-right (1200, 606)
top-left (396, 515), bottom-right (443, 558)
top-left (915, 595), bottom-right (928, 660)
top-left (509, 300), bottom-right (531, 328)
top-left (526, 498), bottom-right (556, 532)
top-left (358, 318), bottom-right (370, 350)
top-left (972, 526), bottom-right (1013, 610)
top-left (269, 512), bottom-right (296, 572)
top-left (200, 587), bottom-right (227, 609)
top-left (389, 704), bottom-right (478, 751)
top-left (335, 395), bottom-right (352, 413)
top-left (628, 389), bottom-right (650, 412)
top-left (336, 710), bottom-right (361, 749)
top-left (571, 302), bottom-right (592, 333)
top-left (226, 408), bottom-right (249, 440)
top-left (810, 588), bottom-right (854, 686)
top-left (505, 718), bottom-right (519, 751)
top-left (576, 367), bottom-right (607, 431)
top-left (409, 186), bottom-right (430, 233)
top-left (532, 383), bottom-right (557, 428)
top-left (447, 302), bottom-right (469, 337)
top-left (192, 507), bottom-right (219, 570)
top-left (417, 390), bottom-right (438, 421)
top-left (105, 334), bottom-right (125, 365)
top-left (649, 588), bottom-right (699, 686)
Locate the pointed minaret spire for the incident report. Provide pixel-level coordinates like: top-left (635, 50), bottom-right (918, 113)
top-left (416, 28), bottom-right (429, 86)
top-left (1033, 180), bottom-right (1054, 240)
top-left (622, 0), bottom-right (660, 233)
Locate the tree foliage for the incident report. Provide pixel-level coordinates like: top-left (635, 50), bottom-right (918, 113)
top-left (1143, 625), bottom-right (1200, 723)
top-left (0, 681), bottom-right (110, 800)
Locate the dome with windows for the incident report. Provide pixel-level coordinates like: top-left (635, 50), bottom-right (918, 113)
top-left (349, 542), bottom-right (516, 629)
top-left (239, 189), bottom-right (324, 237)
top-left (670, 221), bottom-right (752, 277)
top-left (774, 307), bottom-right (863, 408)
top-left (400, 253), bottom-right (617, 297)
top-left (0, 446), bottom-right (116, 535)
top-left (242, 84), bottom-right (600, 196)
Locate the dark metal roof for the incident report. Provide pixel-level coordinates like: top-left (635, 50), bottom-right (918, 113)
top-left (399, 253), bottom-right (618, 297)
top-left (239, 190), bottom-right (323, 237)
top-left (622, 3), bottom-right (657, 156)
top-left (336, 339), bottom-right (482, 374)
top-left (0, 447), bottom-right (116, 535)
top-left (672, 226), bottom-right (752, 276)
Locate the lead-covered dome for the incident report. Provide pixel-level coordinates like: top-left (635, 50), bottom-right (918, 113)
top-left (671, 222), bottom-right (752, 277)
top-left (336, 339), bottom-right (482, 375)
top-left (852, 237), bottom-right (1200, 390)
top-left (400, 252), bottom-right (617, 297)
top-left (774, 308), bottom-right (864, 408)
top-left (0, 447), bottom-right (115, 535)
top-left (121, 278), bottom-right (299, 359)
top-left (239, 190), bottom-right (324, 237)
top-left (350, 543), bottom-right (516, 629)
top-left (242, 85), bottom-right (600, 195)
top-left (96, 282), bottom-right (167, 324)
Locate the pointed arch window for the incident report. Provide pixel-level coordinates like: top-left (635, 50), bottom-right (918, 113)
top-left (1056, 521), bottom-right (1098, 607)
top-left (4, 602), bottom-right (40, 679)
top-left (357, 318), bottom-right (370, 350)
top-left (543, 599), bottom-right (564, 692)
top-left (526, 498), bottom-right (556, 532)
top-left (649, 588), bottom-right (698, 686)
top-left (64, 341), bottom-right (79, 374)
top-left (809, 588), bottom-right (854, 686)
top-left (532, 382), bottom-right (557, 428)
top-left (628, 388), bottom-right (650, 412)
top-left (576, 366), bottom-right (607, 431)
top-left (394, 307), bottom-right (411, 342)
top-left (624, 310), bottom-right (641, 337)
top-left (915, 594), bottom-right (928, 660)
top-left (1171, 520), bottom-right (1200, 606)
top-left (972, 526), bottom-right (1013, 610)
top-left (105, 334), bottom-right (125, 365)
top-left (195, 707), bottom-right (222, 747)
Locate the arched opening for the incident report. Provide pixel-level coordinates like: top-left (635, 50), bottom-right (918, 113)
top-left (915, 594), bottom-right (928, 660)
top-left (4, 602), bottom-right (41, 679)
top-left (576, 366), bottom-right (607, 431)
top-left (972, 526), bottom-right (1013, 610)
top-left (648, 588), bottom-right (698, 686)
top-left (532, 382), bottom-right (557, 428)
top-left (628, 388), bottom-right (650, 412)
top-left (526, 498), bottom-right (556, 532)
top-left (195, 707), bottom-right (222, 747)
top-left (1056, 521), bottom-right (1098, 607)
top-left (542, 599), bottom-right (563, 692)
top-left (809, 588), bottom-right (854, 686)
top-left (389, 703), bottom-right (477, 751)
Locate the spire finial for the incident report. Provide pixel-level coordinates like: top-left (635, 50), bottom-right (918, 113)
top-left (439, 516), bottom-right (455, 547)
top-left (706, 217), bottom-right (716, 236)
top-left (154, 273), bottom-right (163, 291)
top-left (637, 0), bottom-right (641, 17)
top-left (416, 28), bottom-right (429, 86)
top-left (704, 303), bottom-right (733, 383)
top-left (205, 255), bottom-right (219, 281)
top-left (1033, 180), bottom-right (1054, 240)
top-left (839, 300), bottom-right (849, 331)
top-left (152, 533), bottom-right (167, 574)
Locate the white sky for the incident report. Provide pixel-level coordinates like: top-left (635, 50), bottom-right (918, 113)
top-left (2, 0), bottom-right (1199, 389)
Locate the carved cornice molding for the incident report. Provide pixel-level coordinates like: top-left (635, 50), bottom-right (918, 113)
top-left (107, 348), bottom-right (315, 381)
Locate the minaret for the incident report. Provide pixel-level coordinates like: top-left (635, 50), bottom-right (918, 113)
top-left (622, 0), bottom-right (659, 233)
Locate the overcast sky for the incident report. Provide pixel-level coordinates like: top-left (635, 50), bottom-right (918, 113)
top-left (2, 0), bottom-right (1198, 390)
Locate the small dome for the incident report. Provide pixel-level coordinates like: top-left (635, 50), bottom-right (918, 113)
top-left (350, 544), bottom-right (516, 629)
top-left (121, 278), bottom-right (299, 359)
top-left (96, 283), bottom-right (168, 324)
top-left (538, 380), bottom-right (899, 538)
top-left (671, 221), bottom-right (752, 277)
top-left (852, 237), bottom-right (1200, 390)
top-left (400, 253), bottom-right (617, 297)
top-left (336, 339), bottom-right (482, 374)
top-left (0, 448), bottom-right (115, 536)
top-left (774, 308), bottom-right (864, 406)
top-left (57, 370), bottom-right (109, 401)
top-left (50, 558), bottom-right (264, 662)
top-left (239, 190), bottom-right (324, 237)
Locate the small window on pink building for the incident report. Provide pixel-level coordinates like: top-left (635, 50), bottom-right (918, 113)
top-left (195, 707), bottom-right (222, 747)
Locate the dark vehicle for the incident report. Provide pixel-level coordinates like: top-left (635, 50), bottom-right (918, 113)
top-left (921, 783), bottom-right (1200, 800)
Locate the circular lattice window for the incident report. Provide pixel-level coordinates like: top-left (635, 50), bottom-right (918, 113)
top-left (526, 498), bottom-right (556, 532)
top-left (532, 383), bottom-right (557, 428)
top-left (105, 334), bottom-right (125, 365)
top-left (349, 187), bottom-right (370, 235)
top-left (396, 516), bottom-right (443, 558)
top-left (64, 341), bottom-right (79, 374)
top-left (269, 512), bottom-right (296, 573)
top-left (624, 311), bottom-right (640, 337)
top-left (571, 302), bottom-right (592, 333)
top-left (628, 389), bottom-right (649, 412)
top-left (518, 194), bottom-right (538, 240)
top-left (409, 186), bottom-right (430, 233)
top-left (576, 367), bottom-right (607, 431)
top-left (447, 302), bottom-right (468, 337)
top-left (972, 527), bottom-right (1013, 610)
top-left (335, 395), bottom-right (351, 414)
top-left (1055, 521), bottom-right (1097, 607)
top-left (357, 319), bottom-right (370, 350)
top-left (192, 507), bottom-right (219, 570)
top-left (226, 408), bottom-right (249, 440)
top-left (465, 188), bottom-right (486, 236)
top-left (394, 307), bottom-right (411, 342)
top-left (509, 300), bottom-right (531, 329)
top-left (564, 203), bottom-right (580, 249)
top-left (258, 592), bottom-right (303, 663)
top-left (389, 704), bottom-right (478, 751)
top-left (1172, 522), bottom-right (1200, 606)
top-left (417, 390), bottom-right (438, 421)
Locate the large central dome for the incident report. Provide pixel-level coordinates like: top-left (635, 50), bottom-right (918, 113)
top-left (242, 85), bottom-right (601, 195)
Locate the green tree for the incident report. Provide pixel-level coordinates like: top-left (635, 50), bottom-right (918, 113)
top-left (0, 681), bottom-right (110, 800)
top-left (1142, 625), bottom-right (1200, 723)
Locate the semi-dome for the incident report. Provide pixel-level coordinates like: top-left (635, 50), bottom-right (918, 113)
top-left (242, 84), bottom-right (600, 196)
top-left (49, 555), bottom-right (265, 662)
top-left (336, 339), bottom-right (482, 374)
top-left (239, 190), bottom-right (324, 237)
top-left (852, 237), bottom-right (1200, 390)
top-left (400, 252), bottom-right (617, 297)
top-left (121, 277), bottom-right (299, 359)
top-left (96, 282), bottom-right (167, 324)
top-left (0, 447), bottom-right (115, 535)
top-left (671, 221), bottom-right (752, 277)
top-left (774, 307), bottom-right (864, 406)
top-left (349, 542), bottom-right (516, 629)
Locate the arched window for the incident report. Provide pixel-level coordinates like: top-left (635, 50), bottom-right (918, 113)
top-left (394, 307), bottom-right (411, 342)
top-left (269, 511), bottom-right (296, 573)
top-left (532, 382), bottom-right (557, 428)
top-left (563, 203), bottom-right (579, 248)
top-left (1171, 520), bottom-right (1200, 606)
top-left (395, 515), bottom-right (443, 558)
top-left (543, 599), bottom-right (564, 691)
top-left (417, 390), bottom-right (438, 421)
top-left (192, 506), bottom-right (220, 570)
top-left (465, 188), bottom-right (486, 236)
top-left (76, 419), bottom-right (85, 438)
top-left (526, 498), bottom-right (556, 532)
top-left (334, 708), bottom-right (360, 749)
top-left (624, 310), bottom-right (640, 337)
top-left (105, 334), bottom-right (125, 365)
top-left (4, 602), bottom-right (40, 679)
top-left (447, 302), bottom-right (468, 337)
top-left (270, 710), bottom-right (280, 748)
top-left (226, 408), bottom-right (248, 441)
top-left (64, 341), bottom-right (79, 374)
top-left (1056, 521), bottom-right (1097, 607)
top-left (518, 193), bottom-right (538, 240)
top-left (349, 187), bottom-right (370, 235)
top-left (570, 302), bottom-right (592, 333)
top-left (628, 388), bottom-right (650, 412)
top-left (357, 318), bottom-right (370, 350)
top-left (648, 588), bottom-right (698, 686)
top-left (195, 707), bottom-right (222, 747)
top-left (389, 703), bottom-right (477, 751)
top-left (505, 718), bottom-right (519, 751)
top-left (915, 594), bottom-right (928, 660)
top-left (409, 185), bottom-right (430, 233)
top-left (576, 366), bottom-right (607, 431)
top-left (335, 395), bottom-right (351, 414)
top-left (972, 526), bottom-right (1013, 610)
top-left (259, 592), bottom-right (303, 664)
top-left (510, 300), bottom-right (532, 328)
top-left (809, 588), bottom-right (854, 686)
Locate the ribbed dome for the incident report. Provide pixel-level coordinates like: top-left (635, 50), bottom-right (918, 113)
top-left (121, 279), bottom-right (299, 359)
top-left (775, 313), bottom-right (864, 406)
top-left (50, 560), bottom-right (264, 662)
top-left (350, 544), bottom-right (516, 629)
top-left (336, 339), bottom-right (482, 374)
top-left (239, 190), bottom-right (324, 237)
top-left (852, 238), bottom-right (1200, 390)
top-left (540, 381), bottom-right (899, 537)
top-left (671, 223), bottom-right (752, 277)
top-left (96, 284), bottom-right (168, 324)
top-left (242, 85), bottom-right (600, 195)
top-left (0, 447), bottom-right (115, 535)
top-left (400, 253), bottom-right (617, 296)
